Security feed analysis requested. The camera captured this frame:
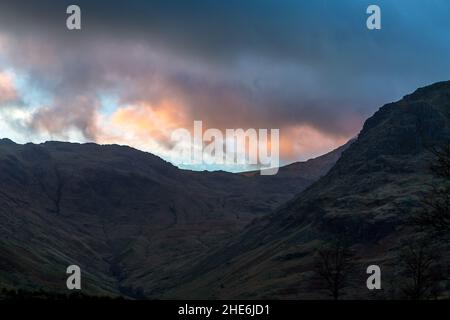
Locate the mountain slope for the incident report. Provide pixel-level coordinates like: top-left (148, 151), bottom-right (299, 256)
top-left (0, 137), bottom-right (347, 296)
top-left (163, 81), bottom-right (450, 299)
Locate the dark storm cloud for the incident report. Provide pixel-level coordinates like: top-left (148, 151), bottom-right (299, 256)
top-left (0, 0), bottom-right (449, 154)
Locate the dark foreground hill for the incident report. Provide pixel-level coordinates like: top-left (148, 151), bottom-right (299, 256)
top-left (0, 134), bottom-right (348, 297)
top-left (161, 81), bottom-right (450, 299)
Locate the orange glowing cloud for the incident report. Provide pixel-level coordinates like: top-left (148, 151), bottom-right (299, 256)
top-left (96, 99), bottom-right (191, 157)
top-left (112, 100), bottom-right (188, 141)
top-left (0, 71), bottom-right (17, 104)
top-left (279, 124), bottom-right (352, 162)
top-left (95, 97), bottom-right (355, 167)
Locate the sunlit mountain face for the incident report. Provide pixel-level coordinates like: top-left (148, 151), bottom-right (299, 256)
top-left (0, 0), bottom-right (450, 172)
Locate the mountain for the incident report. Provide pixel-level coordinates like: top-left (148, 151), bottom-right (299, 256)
top-left (0, 136), bottom-right (347, 297)
top-left (161, 81), bottom-right (450, 299)
top-left (241, 139), bottom-right (354, 180)
top-left (4, 80), bottom-right (448, 300)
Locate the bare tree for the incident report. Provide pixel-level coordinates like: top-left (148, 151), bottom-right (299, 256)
top-left (430, 144), bottom-right (450, 179)
top-left (402, 143), bottom-right (450, 299)
top-left (413, 144), bottom-right (450, 233)
top-left (399, 237), bottom-right (443, 300)
top-left (33, 164), bottom-right (68, 216)
top-left (313, 240), bottom-right (355, 300)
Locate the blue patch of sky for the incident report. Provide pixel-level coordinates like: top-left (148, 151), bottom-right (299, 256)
top-left (99, 93), bottom-right (119, 117)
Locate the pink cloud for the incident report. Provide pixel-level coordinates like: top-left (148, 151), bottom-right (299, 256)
top-left (0, 71), bottom-right (17, 104)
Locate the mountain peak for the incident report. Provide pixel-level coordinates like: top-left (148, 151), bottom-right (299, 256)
top-left (0, 138), bottom-right (16, 145)
top-left (404, 80), bottom-right (450, 101)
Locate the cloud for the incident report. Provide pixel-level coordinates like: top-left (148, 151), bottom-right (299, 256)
top-left (30, 95), bottom-right (99, 140)
top-left (96, 99), bottom-right (189, 151)
top-left (0, 71), bottom-right (18, 104)
top-left (0, 0), bottom-right (449, 168)
top-left (279, 125), bottom-right (351, 162)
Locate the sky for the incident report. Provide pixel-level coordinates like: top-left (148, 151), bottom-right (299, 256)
top-left (0, 0), bottom-right (449, 171)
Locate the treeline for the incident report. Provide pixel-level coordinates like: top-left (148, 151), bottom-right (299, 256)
top-left (0, 288), bottom-right (123, 301)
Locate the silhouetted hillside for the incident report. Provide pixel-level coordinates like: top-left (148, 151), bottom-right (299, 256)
top-left (0, 136), bottom-right (345, 297)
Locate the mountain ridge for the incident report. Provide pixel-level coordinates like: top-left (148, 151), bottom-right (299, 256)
top-left (0, 133), bottom-right (349, 297)
top-left (160, 80), bottom-right (450, 299)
